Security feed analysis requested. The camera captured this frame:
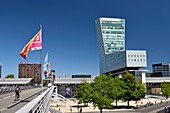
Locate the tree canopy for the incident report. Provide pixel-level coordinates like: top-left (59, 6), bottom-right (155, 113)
top-left (122, 72), bottom-right (146, 106)
top-left (91, 75), bottom-right (113, 112)
top-left (76, 72), bottom-right (146, 112)
top-left (110, 76), bottom-right (125, 106)
top-left (161, 82), bottom-right (170, 98)
top-left (5, 74), bottom-right (14, 78)
top-left (76, 80), bottom-right (92, 104)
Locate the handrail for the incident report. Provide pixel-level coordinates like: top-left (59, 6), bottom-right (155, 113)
top-left (57, 93), bottom-right (68, 101)
top-left (16, 85), bottom-right (55, 113)
top-left (0, 86), bottom-right (36, 93)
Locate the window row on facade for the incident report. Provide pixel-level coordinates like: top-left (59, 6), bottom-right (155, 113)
top-left (102, 31), bottom-right (124, 34)
top-left (104, 37), bottom-right (124, 40)
top-left (102, 26), bottom-right (124, 30)
top-left (128, 55), bottom-right (145, 57)
top-left (128, 59), bottom-right (145, 62)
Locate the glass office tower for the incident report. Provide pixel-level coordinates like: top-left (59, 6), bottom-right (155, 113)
top-left (96, 18), bottom-right (147, 74)
top-left (96, 18), bottom-right (125, 54)
top-left (96, 18), bottom-right (126, 74)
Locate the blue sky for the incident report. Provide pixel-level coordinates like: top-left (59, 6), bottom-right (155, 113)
top-left (0, 0), bottom-right (170, 78)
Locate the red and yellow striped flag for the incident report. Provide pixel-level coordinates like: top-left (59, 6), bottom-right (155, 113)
top-left (20, 29), bottom-right (42, 59)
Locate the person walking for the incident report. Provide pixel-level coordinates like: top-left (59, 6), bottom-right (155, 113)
top-left (80, 107), bottom-right (82, 113)
top-left (14, 85), bottom-right (20, 101)
top-left (70, 107), bottom-right (72, 113)
top-left (164, 107), bottom-right (167, 113)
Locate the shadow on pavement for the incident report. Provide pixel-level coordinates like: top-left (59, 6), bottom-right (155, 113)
top-left (112, 105), bottom-right (136, 109)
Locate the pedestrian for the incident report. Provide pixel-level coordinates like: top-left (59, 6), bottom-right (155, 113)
top-left (136, 104), bottom-right (138, 108)
top-left (80, 107), bottom-right (82, 113)
top-left (70, 107), bottom-right (72, 112)
top-left (14, 85), bottom-right (20, 101)
top-left (164, 107), bottom-right (167, 113)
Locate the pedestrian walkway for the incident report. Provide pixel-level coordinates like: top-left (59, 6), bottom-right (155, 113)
top-left (0, 87), bottom-right (43, 112)
top-left (50, 96), bottom-right (170, 113)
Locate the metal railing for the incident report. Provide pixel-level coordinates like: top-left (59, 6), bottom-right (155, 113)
top-left (0, 86), bottom-right (35, 93)
top-left (16, 85), bottom-right (55, 113)
top-left (51, 92), bottom-right (69, 107)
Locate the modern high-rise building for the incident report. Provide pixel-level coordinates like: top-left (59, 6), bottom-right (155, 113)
top-left (96, 18), bottom-right (125, 54)
top-left (18, 63), bottom-right (41, 84)
top-left (96, 17), bottom-right (147, 79)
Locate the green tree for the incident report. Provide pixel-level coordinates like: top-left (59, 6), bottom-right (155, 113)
top-left (133, 80), bottom-right (146, 100)
top-left (76, 73), bottom-right (146, 112)
top-left (161, 82), bottom-right (170, 99)
top-left (5, 74), bottom-right (14, 78)
top-left (110, 76), bottom-right (125, 106)
top-left (122, 72), bottom-right (146, 106)
top-left (90, 75), bottom-right (113, 113)
top-left (76, 75), bottom-right (118, 113)
top-left (76, 81), bottom-right (92, 105)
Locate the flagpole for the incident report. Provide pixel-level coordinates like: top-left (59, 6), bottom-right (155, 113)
top-left (40, 49), bottom-right (42, 81)
top-left (40, 25), bottom-right (43, 93)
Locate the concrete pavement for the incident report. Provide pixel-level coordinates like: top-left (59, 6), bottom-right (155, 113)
top-left (50, 97), bottom-right (170, 113)
top-left (0, 87), bottom-right (44, 112)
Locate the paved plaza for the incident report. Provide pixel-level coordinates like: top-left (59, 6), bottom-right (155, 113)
top-left (50, 96), bottom-right (170, 113)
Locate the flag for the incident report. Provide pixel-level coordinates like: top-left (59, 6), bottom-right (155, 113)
top-left (48, 62), bottom-right (51, 73)
top-left (44, 53), bottom-right (49, 77)
top-left (20, 29), bottom-right (42, 59)
top-left (44, 52), bottom-right (48, 63)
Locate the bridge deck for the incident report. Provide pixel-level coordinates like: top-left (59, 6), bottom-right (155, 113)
top-left (0, 87), bottom-right (44, 113)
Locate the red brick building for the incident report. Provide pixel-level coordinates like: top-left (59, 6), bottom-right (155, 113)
top-left (18, 63), bottom-right (41, 84)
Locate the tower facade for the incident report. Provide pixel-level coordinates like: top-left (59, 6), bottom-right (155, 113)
top-left (96, 17), bottom-right (147, 75)
top-left (96, 18), bottom-right (125, 54)
top-left (96, 18), bottom-right (125, 74)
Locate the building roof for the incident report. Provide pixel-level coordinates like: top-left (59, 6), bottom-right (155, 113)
top-left (0, 78), bottom-right (33, 85)
top-left (54, 76), bottom-right (170, 84)
top-left (54, 78), bottom-right (94, 84)
top-left (146, 77), bottom-right (170, 83)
